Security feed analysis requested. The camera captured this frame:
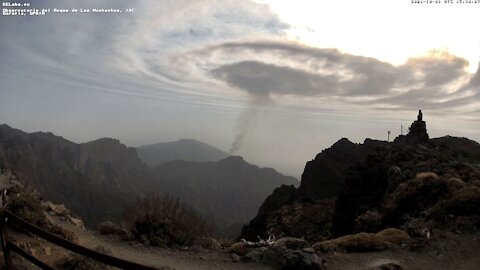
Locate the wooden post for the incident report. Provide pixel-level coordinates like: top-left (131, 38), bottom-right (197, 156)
top-left (0, 209), bottom-right (13, 270)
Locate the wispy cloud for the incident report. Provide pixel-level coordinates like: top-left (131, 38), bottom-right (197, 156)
top-left (0, 0), bottom-right (288, 107)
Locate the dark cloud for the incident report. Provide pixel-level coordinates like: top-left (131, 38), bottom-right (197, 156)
top-left (203, 41), bottom-right (477, 111)
top-left (212, 61), bottom-right (340, 97)
top-left (403, 53), bottom-right (469, 87)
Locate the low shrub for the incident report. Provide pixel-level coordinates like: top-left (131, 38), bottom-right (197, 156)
top-left (122, 193), bottom-right (210, 246)
top-left (383, 176), bottom-right (451, 224)
top-left (193, 236), bottom-right (221, 250)
top-left (313, 228), bottom-right (410, 253)
top-left (7, 192), bottom-right (46, 226)
top-left (7, 190), bottom-right (79, 242)
top-left (415, 172), bottom-right (438, 181)
top-left (354, 210), bottom-right (383, 233)
top-left (401, 217), bottom-right (432, 238)
top-left (376, 228), bottom-right (411, 243)
top-left (430, 186), bottom-right (480, 218)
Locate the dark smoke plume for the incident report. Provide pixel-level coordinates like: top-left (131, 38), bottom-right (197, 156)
top-left (229, 97), bottom-right (271, 154)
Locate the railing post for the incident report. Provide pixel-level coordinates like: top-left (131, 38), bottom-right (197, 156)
top-left (0, 209), bottom-right (13, 270)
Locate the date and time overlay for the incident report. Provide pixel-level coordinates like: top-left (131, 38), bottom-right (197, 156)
top-left (3, 2), bottom-right (135, 16)
top-left (3, 1), bottom-right (479, 16)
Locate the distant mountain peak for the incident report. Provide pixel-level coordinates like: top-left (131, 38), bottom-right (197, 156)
top-left (219, 155), bottom-right (245, 163)
top-left (177, 138), bottom-right (202, 143)
top-left (137, 138), bottom-right (227, 166)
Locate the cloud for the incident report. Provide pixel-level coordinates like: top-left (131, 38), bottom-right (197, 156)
top-left (178, 41), bottom-right (478, 112)
top-left (0, 0), bottom-right (288, 107)
top-left (211, 61), bottom-right (341, 97)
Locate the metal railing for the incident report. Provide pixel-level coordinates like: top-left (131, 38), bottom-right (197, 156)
top-left (0, 208), bottom-right (164, 270)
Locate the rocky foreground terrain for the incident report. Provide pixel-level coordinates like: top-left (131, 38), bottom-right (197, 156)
top-left (1, 111), bottom-right (479, 270)
top-left (234, 111), bottom-right (480, 269)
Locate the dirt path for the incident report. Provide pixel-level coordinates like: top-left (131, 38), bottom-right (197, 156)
top-left (68, 224), bottom-right (275, 270)
top-left (48, 218), bottom-right (480, 270)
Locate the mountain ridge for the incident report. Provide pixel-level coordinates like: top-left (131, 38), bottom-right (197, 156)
top-left (137, 138), bottom-right (228, 166)
top-left (0, 124), bottom-right (295, 237)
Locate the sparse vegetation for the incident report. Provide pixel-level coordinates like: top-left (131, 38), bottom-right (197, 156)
top-left (7, 191), bottom-right (46, 227)
top-left (6, 188), bottom-right (78, 243)
top-left (383, 174), bottom-right (451, 224)
top-left (354, 210), bottom-right (383, 233)
top-left (430, 186), bottom-right (480, 217)
top-left (313, 228), bottom-right (410, 253)
top-left (123, 193), bottom-right (210, 247)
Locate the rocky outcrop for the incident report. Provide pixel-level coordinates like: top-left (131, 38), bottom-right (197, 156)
top-left (394, 110), bottom-right (429, 145)
top-left (298, 138), bottom-right (388, 200)
top-left (332, 140), bottom-right (480, 236)
top-left (240, 138), bottom-right (386, 241)
top-left (243, 111), bottom-right (480, 244)
top-left (231, 237), bottom-right (325, 270)
top-left (239, 184), bottom-right (297, 241)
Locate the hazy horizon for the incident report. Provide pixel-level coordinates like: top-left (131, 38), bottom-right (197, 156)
top-left (1, 0), bottom-right (479, 178)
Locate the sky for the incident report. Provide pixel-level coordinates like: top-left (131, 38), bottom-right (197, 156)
top-left (1, 0), bottom-right (479, 177)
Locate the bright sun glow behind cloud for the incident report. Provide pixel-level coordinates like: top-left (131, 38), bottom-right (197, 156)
top-left (255, 0), bottom-right (480, 73)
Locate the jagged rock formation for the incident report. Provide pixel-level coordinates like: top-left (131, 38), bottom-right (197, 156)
top-left (394, 110), bottom-right (429, 145)
top-left (298, 138), bottom-right (388, 200)
top-left (240, 138), bottom-right (387, 241)
top-left (332, 138), bottom-right (480, 236)
top-left (137, 139), bottom-right (228, 166)
top-left (0, 124), bottom-right (296, 235)
top-left (241, 112), bottom-right (480, 243)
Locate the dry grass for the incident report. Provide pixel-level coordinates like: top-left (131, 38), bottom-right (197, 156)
top-left (415, 172), bottom-right (438, 181)
top-left (313, 228), bottom-right (410, 253)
